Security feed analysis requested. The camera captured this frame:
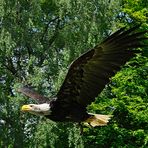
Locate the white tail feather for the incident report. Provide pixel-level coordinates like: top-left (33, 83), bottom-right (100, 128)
top-left (84, 113), bottom-right (112, 127)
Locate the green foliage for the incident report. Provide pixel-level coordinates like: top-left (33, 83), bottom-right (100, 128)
top-left (0, 0), bottom-right (147, 147)
top-left (123, 0), bottom-right (148, 22)
top-left (34, 121), bottom-right (83, 148)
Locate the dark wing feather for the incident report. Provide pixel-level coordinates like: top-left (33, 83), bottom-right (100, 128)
top-left (17, 86), bottom-right (49, 103)
top-left (57, 26), bottom-right (147, 107)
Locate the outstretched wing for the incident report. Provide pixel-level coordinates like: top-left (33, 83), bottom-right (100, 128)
top-left (57, 25), bottom-right (147, 107)
top-left (17, 86), bottom-right (49, 103)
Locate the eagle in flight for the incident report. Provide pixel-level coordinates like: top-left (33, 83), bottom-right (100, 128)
top-left (18, 25), bottom-right (147, 127)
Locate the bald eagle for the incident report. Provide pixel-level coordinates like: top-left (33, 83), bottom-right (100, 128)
top-left (18, 25), bottom-right (147, 127)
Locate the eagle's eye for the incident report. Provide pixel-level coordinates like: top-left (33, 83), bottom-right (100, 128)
top-left (30, 105), bottom-right (33, 107)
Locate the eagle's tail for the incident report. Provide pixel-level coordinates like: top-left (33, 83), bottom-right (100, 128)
top-left (84, 113), bottom-right (112, 127)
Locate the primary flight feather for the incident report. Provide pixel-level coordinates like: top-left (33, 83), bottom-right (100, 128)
top-left (18, 25), bottom-right (147, 127)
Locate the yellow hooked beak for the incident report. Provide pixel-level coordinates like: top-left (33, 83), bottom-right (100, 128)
top-left (21, 105), bottom-right (32, 111)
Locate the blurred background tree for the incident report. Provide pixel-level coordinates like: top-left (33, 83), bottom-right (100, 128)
top-left (0, 0), bottom-right (147, 147)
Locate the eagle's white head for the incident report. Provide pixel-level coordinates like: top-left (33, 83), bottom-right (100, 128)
top-left (21, 103), bottom-right (51, 116)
